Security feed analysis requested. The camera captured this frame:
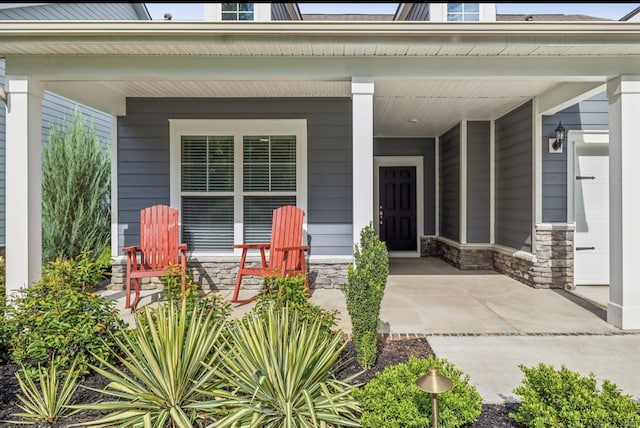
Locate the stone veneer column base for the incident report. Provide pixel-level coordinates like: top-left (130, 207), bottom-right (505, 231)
top-left (429, 224), bottom-right (574, 290)
top-left (110, 256), bottom-right (350, 291)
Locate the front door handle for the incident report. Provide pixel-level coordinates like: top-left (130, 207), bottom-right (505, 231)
top-left (576, 246), bottom-right (596, 251)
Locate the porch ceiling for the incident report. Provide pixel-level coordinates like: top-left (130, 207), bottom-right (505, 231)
top-left (47, 77), bottom-right (563, 137)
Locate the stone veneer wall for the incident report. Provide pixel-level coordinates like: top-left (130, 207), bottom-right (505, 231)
top-left (530, 224), bottom-right (574, 289)
top-left (111, 257), bottom-right (350, 291)
top-left (432, 224), bottom-right (574, 289)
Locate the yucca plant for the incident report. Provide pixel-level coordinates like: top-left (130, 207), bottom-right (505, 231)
top-left (76, 300), bottom-right (226, 427)
top-left (195, 304), bottom-right (361, 427)
top-left (7, 358), bottom-right (80, 425)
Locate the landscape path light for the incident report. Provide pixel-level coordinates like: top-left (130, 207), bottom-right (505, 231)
top-left (416, 366), bottom-right (453, 428)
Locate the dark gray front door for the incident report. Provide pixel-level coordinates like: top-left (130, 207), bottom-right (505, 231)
top-left (379, 166), bottom-right (417, 251)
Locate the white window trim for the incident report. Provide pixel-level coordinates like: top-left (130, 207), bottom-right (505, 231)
top-left (204, 3), bottom-right (272, 21)
top-left (169, 118), bottom-right (307, 256)
top-left (429, 3), bottom-right (496, 22)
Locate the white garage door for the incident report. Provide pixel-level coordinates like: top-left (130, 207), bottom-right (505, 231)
top-left (574, 142), bottom-right (609, 285)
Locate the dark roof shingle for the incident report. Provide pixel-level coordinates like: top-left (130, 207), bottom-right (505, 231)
top-left (302, 13), bottom-right (394, 21)
top-left (496, 14), bottom-right (611, 22)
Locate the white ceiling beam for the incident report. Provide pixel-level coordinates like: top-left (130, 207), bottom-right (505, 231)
top-left (45, 81), bottom-right (126, 115)
top-left (536, 82), bottom-right (606, 115)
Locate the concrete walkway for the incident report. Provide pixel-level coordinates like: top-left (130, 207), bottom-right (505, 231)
top-left (100, 257), bottom-right (640, 404)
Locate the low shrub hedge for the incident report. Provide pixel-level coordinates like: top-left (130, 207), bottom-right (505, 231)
top-left (510, 363), bottom-right (640, 427)
top-left (355, 355), bottom-right (482, 428)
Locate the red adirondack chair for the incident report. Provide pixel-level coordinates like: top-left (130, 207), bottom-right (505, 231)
top-left (122, 205), bottom-right (187, 309)
top-left (232, 205), bottom-right (309, 303)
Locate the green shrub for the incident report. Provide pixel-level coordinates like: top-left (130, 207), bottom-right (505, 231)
top-left (40, 252), bottom-right (108, 292)
top-left (6, 262), bottom-right (126, 375)
top-left (510, 363), bottom-right (640, 428)
top-left (341, 223), bottom-right (389, 368)
top-left (253, 273), bottom-right (338, 333)
top-left (196, 304), bottom-right (361, 427)
top-left (77, 300), bottom-right (225, 427)
top-left (6, 358), bottom-right (80, 425)
top-left (355, 355), bottom-right (482, 428)
top-left (42, 107), bottom-right (110, 263)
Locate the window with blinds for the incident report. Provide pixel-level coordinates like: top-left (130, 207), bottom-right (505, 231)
top-left (179, 133), bottom-right (297, 252)
top-left (243, 135), bottom-right (296, 242)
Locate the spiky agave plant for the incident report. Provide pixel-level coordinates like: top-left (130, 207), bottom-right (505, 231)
top-left (76, 300), bottom-right (226, 427)
top-left (194, 304), bottom-right (361, 427)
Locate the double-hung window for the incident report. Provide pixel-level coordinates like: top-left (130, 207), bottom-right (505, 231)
top-left (170, 119), bottom-right (307, 254)
top-left (447, 3), bottom-right (480, 21)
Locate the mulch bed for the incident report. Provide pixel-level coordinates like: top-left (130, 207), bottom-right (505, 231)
top-left (0, 337), bottom-right (523, 427)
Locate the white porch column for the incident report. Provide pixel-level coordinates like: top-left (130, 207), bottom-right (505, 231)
top-left (351, 76), bottom-right (374, 245)
top-left (607, 76), bottom-right (640, 329)
top-left (5, 76), bottom-right (44, 296)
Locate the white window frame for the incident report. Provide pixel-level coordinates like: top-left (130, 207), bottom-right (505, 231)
top-left (204, 3), bottom-right (272, 21)
top-left (169, 119), bottom-right (307, 256)
top-left (447, 3), bottom-right (480, 21)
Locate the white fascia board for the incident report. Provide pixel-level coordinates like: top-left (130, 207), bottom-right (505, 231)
top-left (9, 55), bottom-right (639, 83)
top-left (3, 21), bottom-right (640, 39)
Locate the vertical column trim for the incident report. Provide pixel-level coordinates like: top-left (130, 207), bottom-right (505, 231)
top-left (5, 75), bottom-right (44, 295)
top-left (110, 115), bottom-right (119, 257)
top-left (460, 120), bottom-right (468, 244)
top-left (351, 76), bottom-right (374, 246)
top-left (489, 120), bottom-right (495, 244)
top-left (606, 76), bottom-right (640, 329)
top-left (532, 97), bottom-right (541, 252)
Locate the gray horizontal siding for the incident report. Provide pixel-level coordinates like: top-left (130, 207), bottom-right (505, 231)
top-left (0, 3), bottom-right (142, 20)
top-left (542, 92), bottom-right (609, 222)
top-left (0, 61), bottom-right (5, 246)
top-left (374, 137), bottom-right (436, 235)
top-left (0, 60), bottom-right (112, 247)
top-left (118, 97), bottom-right (352, 256)
top-left (42, 92), bottom-right (112, 150)
top-left (495, 101), bottom-right (532, 252)
top-left (466, 121), bottom-right (491, 243)
top-left (439, 124), bottom-right (460, 242)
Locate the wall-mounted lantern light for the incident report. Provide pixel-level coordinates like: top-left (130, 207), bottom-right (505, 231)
top-left (416, 366), bottom-right (453, 428)
top-left (549, 121), bottom-right (567, 153)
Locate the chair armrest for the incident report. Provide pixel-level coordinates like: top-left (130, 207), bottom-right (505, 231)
top-left (178, 244), bottom-right (187, 251)
top-left (233, 243), bottom-right (270, 249)
top-left (122, 246), bottom-right (139, 254)
top-left (276, 245), bottom-right (309, 252)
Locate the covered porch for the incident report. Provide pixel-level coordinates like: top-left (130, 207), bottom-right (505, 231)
top-left (2, 21), bottom-right (640, 329)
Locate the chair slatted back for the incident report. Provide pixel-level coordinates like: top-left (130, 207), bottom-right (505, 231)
top-left (139, 205), bottom-right (180, 269)
top-left (269, 205), bottom-right (305, 271)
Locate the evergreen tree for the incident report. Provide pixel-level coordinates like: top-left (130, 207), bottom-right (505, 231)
top-left (42, 108), bottom-right (110, 263)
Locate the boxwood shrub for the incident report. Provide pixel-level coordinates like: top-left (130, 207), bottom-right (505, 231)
top-left (355, 355), bottom-right (482, 428)
top-left (510, 363), bottom-right (640, 427)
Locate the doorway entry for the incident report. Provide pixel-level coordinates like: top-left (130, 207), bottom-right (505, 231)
top-left (374, 156), bottom-right (424, 257)
top-left (569, 131), bottom-right (609, 285)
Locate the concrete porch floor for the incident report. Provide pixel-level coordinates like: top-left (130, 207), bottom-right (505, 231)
top-left (99, 257), bottom-right (640, 404)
